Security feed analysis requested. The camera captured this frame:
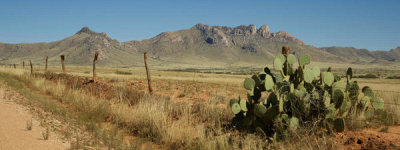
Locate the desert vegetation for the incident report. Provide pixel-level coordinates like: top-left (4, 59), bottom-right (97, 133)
top-left (0, 48), bottom-right (399, 149)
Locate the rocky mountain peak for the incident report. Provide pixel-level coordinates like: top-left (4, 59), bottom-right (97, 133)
top-left (193, 24), bottom-right (304, 46)
top-left (76, 26), bottom-right (97, 34)
top-left (257, 25), bottom-right (270, 38)
top-left (271, 31), bottom-right (305, 45)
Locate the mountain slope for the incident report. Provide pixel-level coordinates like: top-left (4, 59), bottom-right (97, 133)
top-left (0, 27), bottom-right (143, 66)
top-left (321, 46), bottom-right (400, 64)
top-left (0, 25), bottom-right (399, 68)
top-left (124, 24), bottom-right (345, 66)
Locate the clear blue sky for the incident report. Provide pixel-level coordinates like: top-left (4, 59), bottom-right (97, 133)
top-left (0, 0), bottom-right (399, 51)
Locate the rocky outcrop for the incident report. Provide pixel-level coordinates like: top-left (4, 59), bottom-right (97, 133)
top-left (271, 31), bottom-right (305, 45)
top-left (257, 25), bottom-right (270, 38)
top-left (195, 24), bottom-right (304, 46)
top-left (76, 27), bottom-right (96, 34)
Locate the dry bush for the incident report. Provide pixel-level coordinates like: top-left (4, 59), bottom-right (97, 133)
top-left (26, 119), bottom-right (33, 131)
top-left (42, 127), bottom-right (50, 140)
top-left (111, 94), bottom-right (169, 140)
top-left (114, 85), bottom-right (144, 105)
top-left (32, 78), bottom-right (111, 122)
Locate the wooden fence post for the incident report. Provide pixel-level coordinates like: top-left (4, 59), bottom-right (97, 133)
top-left (30, 60), bottom-right (33, 75)
top-left (144, 52), bottom-right (153, 94)
top-left (93, 52), bottom-right (99, 82)
top-left (23, 61), bottom-right (25, 69)
top-left (60, 55), bottom-right (66, 74)
top-left (13, 64), bottom-right (16, 69)
top-left (45, 56), bottom-right (48, 71)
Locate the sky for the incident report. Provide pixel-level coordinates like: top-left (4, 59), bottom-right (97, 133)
top-left (0, 0), bottom-right (399, 51)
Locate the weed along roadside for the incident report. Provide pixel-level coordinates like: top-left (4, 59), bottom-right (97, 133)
top-left (0, 47), bottom-right (398, 149)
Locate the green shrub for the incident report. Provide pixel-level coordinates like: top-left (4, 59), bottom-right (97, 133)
top-left (115, 70), bottom-right (132, 75)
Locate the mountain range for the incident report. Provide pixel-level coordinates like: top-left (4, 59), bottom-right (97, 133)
top-left (1, 24), bottom-right (399, 68)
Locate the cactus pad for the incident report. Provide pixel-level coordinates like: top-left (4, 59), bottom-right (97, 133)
top-left (303, 68), bottom-right (314, 83)
top-left (264, 66), bottom-right (272, 75)
top-left (360, 96), bottom-right (371, 108)
top-left (311, 66), bottom-right (320, 79)
top-left (323, 72), bottom-right (334, 86)
top-left (372, 97), bottom-right (384, 110)
top-left (254, 104), bottom-right (267, 118)
top-left (265, 74), bottom-right (274, 91)
top-left (274, 73), bottom-right (283, 83)
top-left (346, 67), bottom-right (353, 80)
top-left (333, 118), bottom-right (345, 132)
top-left (232, 103), bottom-right (241, 114)
top-left (333, 89), bottom-right (344, 109)
top-left (289, 117), bottom-right (299, 131)
top-left (240, 99), bottom-right (248, 112)
top-left (295, 87), bottom-right (307, 98)
top-left (362, 86), bottom-right (374, 98)
top-left (332, 81), bottom-right (346, 92)
top-left (274, 57), bottom-right (283, 71)
top-left (324, 91), bottom-right (331, 107)
top-left (265, 106), bottom-right (280, 123)
top-left (276, 54), bottom-right (286, 63)
top-left (244, 78), bottom-right (255, 90)
top-left (298, 54), bottom-right (311, 66)
top-left (287, 54), bottom-right (296, 65)
top-left (251, 74), bottom-right (262, 87)
top-left (349, 81), bottom-right (359, 99)
top-left (258, 72), bottom-right (267, 80)
top-left (358, 92), bottom-right (364, 100)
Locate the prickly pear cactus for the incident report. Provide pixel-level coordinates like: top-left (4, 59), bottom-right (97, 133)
top-left (229, 46), bottom-right (392, 140)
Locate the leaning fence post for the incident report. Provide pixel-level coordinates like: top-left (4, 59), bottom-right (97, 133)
top-left (93, 52), bottom-right (99, 82)
top-left (45, 56), bottom-right (48, 71)
top-left (30, 60), bottom-right (33, 75)
top-left (60, 55), bottom-right (66, 74)
top-left (144, 52), bottom-right (153, 94)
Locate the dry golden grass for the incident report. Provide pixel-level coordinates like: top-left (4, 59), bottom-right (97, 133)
top-left (0, 64), bottom-right (399, 149)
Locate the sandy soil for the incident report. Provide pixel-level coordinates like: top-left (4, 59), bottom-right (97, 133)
top-left (0, 87), bottom-right (70, 150)
top-left (336, 126), bottom-right (400, 150)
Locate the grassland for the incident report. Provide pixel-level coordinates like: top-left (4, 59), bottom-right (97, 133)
top-left (0, 65), bottom-right (399, 149)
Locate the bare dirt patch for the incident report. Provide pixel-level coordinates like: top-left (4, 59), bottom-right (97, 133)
top-left (0, 85), bottom-right (70, 150)
top-left (336, 126), bottom-right (400, 150)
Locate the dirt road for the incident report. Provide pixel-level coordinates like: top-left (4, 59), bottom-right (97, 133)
top-left (0, 86), bottom-right (70, 150)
